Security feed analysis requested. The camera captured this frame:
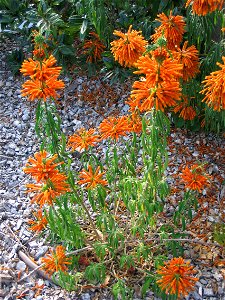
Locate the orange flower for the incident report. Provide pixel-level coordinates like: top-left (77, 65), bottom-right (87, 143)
top-left (99, 116), bottom-right (130, 140)
top-left (111, 25), bottom-right (148, 67)
top-left (20, 53), bottom-right (64, 101)
top-left (82, 32), bottom-right (106, 63)
top-left (186, 0), bottom-right (224, 15)
top-left (20, 55), bottom-right (62, 80)
top-left (173, 97), bottom-right (197, 120)
top-left (134, 55), bottom-right (183, 86)
top-left (151, 11), bottom-right (186, 49)
top-left (173, 42), bottom-right (200, 81)
top-left (78, 165), bottom-right (108, 189)
top-left (131, 79), bottom-right (181, 112)
top-left (21, 75), bottom-right (65, 101)
top-left (67, 128), bottom-right (99, 152)
top-left (26, 173), bottom-right (70, 207)
top-left (181, 164), bottom-right (209, 192)
top-left (41, 245), bottom-right (71, 275)
top-left (23, 150), bottom-right (62, 182)
top-left (157, 257), bottom-right (198, 297)
top-left (28, 209), bottom-right (48, 232)
top-left (200, 56), bottom-right (225, 111)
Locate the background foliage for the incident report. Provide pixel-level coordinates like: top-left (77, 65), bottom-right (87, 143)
top-left (0, 0), bottom-right (225, 132)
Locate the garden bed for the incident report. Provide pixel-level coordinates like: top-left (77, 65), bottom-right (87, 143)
top-left (0, 38), bottom-right (225, 300)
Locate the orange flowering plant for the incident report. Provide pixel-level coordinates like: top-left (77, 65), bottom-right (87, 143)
top-left (82, 32), bottom-right (106, 63)
top-left (173, 163), bottom-right (211, 229)
top-left (19, 10), bottom-right (224, 297)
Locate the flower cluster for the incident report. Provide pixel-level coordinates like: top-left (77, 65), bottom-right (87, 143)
top-left (151, 11), bottom-right (186, 50)
top-left (110, 25), bottom-right (148, 67)
top-left (99, 116), bottom-right (131, 140)
top-left (78, 165), bottom-right (108, 189)
top-left (201, 56), bottom-right (225, 111)
top-left (130, 46), bottom-right (183, 112)
top-left (181, 164), bottom-right (210, 192)
top-left (28, 209), bottom-right (48, 232)
top-left (24, 150), bottom-right (70, 208)
top-left (186, 0), bottom-right (224, 15)
top-left (82, 32), bottom-right (106, 63)
top-left (66, 114), bottom-right (142, 190)
top-left (20, 40), bottom-right (64, 101)
top-left (115, 11), bottom-right (200, 118)
top-left (67, 114), bottom-right (142, 153)
top-left (173, 96), bottom-right (196, 120)
top-left (172, 41), bottom-right (200, 82)
top-left (67, 128), bottom-right (100, 152)
top-left (41, 245), bottom-right (71, 275)
top-left (117, 12), bottom-right (187, 113)
top-left (157, 257), bottom-right (198, 297)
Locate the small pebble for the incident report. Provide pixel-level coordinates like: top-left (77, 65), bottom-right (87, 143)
top-left (16, 261), bottom-right (26, 271)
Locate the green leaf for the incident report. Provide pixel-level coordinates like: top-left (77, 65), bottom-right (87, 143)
top-left (58, 45), bottom-right (75, 55)
top-left (80, 18), bottom-right (88, 40)
top-left (84, 263), bottom-right (106, 283)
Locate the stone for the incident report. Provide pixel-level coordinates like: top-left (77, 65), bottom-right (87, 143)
top-left (213, 272), bottom-right (223, 282)
top-left (203, 288), bottom-right (215, 297)
top-left (81, 293), bottom-right (91, 300)
top-left (35, 246), bottom-right (49, 260)
top-left (200, 278), bottom-right (208, 285)
top-left (16, 261), bottom-right (26, 272)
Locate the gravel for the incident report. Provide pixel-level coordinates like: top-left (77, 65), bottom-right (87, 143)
top-left (0, 39), bottom-right (225, 300)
